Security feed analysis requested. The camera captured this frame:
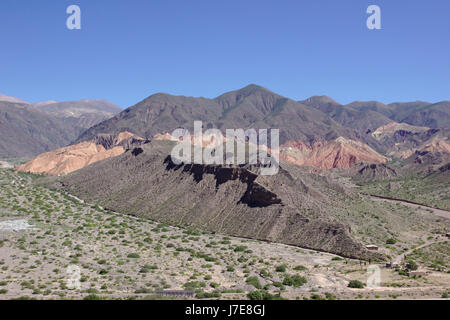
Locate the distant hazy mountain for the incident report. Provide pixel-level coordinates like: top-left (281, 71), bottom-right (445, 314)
top-left (34, 99), bottom-right (122, 131)
top-left (301, 96), bottom-right (393, 133)
top-left (0, 97), bottom-right (121, 158)
top-left (0, 101), bottom-right (79, 158)
top-left (305, 97), bottom-right (450, 130)
top-left (390, 101), bottom-right (450, 128)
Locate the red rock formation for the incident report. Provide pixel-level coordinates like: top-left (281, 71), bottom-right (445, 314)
top-left (280, 137), bottom-right (389, 169)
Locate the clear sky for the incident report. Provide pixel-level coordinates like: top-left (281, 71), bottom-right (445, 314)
top-left (1, 0), bottom-right (449, 108)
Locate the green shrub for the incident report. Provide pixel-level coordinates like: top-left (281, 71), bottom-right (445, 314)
top-left (233, 245), bottom-right (247, 252)
top-left (325, 292), bottom-right (336, 300)
top-left (406, 260), bottom-right (418, 271)
top-left (196, 290), bottom-right (221, 299)
top-left (348, 280), bottom-right (365, 288)
top-left (293, 265), bottom-right (307, 270)
top-left (386, 238), bottom-right (397, 245)
top-left (247, 290), bottom-right (283, 300)
top-left (183, 281), bottom-right (205, 291)
top-left (283, 274), bottom-right (307, 287)
top-left (246, 276), bottom-right (262, 289)
top-left (275, 264), bottom-right (287, 272)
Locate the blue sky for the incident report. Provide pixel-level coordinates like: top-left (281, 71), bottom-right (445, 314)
top-left (0, 0), bottom-right (449, 108)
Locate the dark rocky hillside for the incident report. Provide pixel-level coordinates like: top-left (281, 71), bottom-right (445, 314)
top-left (47, 140), bottom-right (384, 260)
top-left (77, 85), bottom-right (354, 145)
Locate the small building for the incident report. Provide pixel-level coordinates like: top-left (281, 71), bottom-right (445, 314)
top-left (366, 245), bottom-right (379, 251)
top-left (155, 290), bottom-right (195, 298)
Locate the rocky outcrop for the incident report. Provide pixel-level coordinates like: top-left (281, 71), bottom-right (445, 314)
top-left (164, 156), bottom-right (282, 207)
top-left (353, 163), bottom-right (398, 181)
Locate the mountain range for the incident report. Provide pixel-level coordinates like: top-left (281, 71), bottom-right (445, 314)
top-left (74, 84), bottom-right (449, 170)
top-left (3, 85), bottom-right (449, 171)
top-left (6, 85), bottom-right (449, 261)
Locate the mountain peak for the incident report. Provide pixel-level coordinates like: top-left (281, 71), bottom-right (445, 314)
top-left (0, 93), bottom-right (29, 104)
top-left (217, 84), bottom-right (275, 98)
top-left (302, 95), bottom-right (340, 106)
top-left (242, 83), bottom-right (268, 91)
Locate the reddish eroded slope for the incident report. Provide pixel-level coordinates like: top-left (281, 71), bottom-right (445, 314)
top-left (16, 132), bottom-right (144, 175)
top-left (280, 137), bottom-right (389, 170)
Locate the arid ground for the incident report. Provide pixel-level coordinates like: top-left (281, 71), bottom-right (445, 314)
top-left (0, 168), bottom-right (448, 300)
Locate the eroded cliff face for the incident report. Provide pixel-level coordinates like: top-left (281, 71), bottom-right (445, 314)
top-left (163, 156), bottom-right (282, 208)
top-left (52, 141), bottom-right (384, 260)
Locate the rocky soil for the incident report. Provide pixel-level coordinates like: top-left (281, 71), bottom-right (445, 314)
top-left (1, 168), bottom-right (448, 300)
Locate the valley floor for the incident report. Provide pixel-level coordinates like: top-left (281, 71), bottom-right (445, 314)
top-left (0, 169), bottom-right (448, 300)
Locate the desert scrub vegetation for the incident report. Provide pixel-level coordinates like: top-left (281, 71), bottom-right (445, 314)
top-left (0, 168), bottom-right (448, 300)
top-left (357, 175), bottom-right (450, 211)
